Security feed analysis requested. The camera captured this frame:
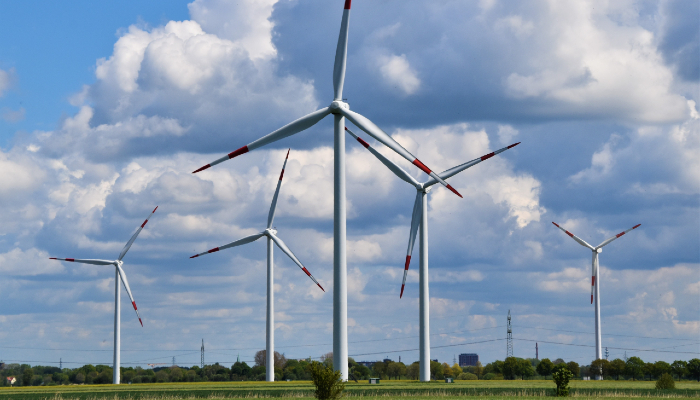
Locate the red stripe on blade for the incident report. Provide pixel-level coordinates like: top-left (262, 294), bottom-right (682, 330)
top-left (317, 283), bottom-right (325, 292)
top-left (357, 137), bottom-right (370, 148)
top-left (279, 169), bottom-right (285, 180)
top-left (132, 301), bottom-right (138, 310)
top-left (141, 219), bottom-right (148, 228)
top-left (228, 145), bottom-right (249, 159)
top-left (49, 257), bottom-right (57, 260)
top-left (480, 152), bottom-right (495, 161)
top-left (193, 164), bottom-right (211, 173)
top-left (66, 258), bottom-right (75, 262)
top-left (208, 247), bottom-right (220, 253)
top-left (285, 149), bottom-right (290, 159)
top-left (632, 224), bottom-right (641, 229)
top-left (344, 0), bottom-right (351, 9)
top-left (153, 206), bottom-right (158, 213)
top-left (616, 231), bottom-right (626, 238)
top-left (507, 142), bottom-right (521, 149)
top-left (190, 254), bottom-right (199, 259)
top-left (565, 231), bottom-right (574, 238)
top-left (412, 159), bottom-right (432, 174)
top-left (404, 255), bottom-right (411, 270)
top-left (139, 318), bottom-right (143, 327)
top-left (552, 222), bottom-right (560, 227)
top-left (446, 184), bottom-right (463, 198)
top-left (400, 284), bottom-right (405, 298)
top-left (302, 267), bottom-right (311, 277)
top-left (592, 276), bottom-right (595, 286)
top-left (591, 295), bottom-right (593, 304)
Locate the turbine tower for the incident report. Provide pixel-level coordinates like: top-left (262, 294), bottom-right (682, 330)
top-left (346, 127), bottom-right (519, 381)
top-left (50, 207), bottom-right (157, 384)
top-left (191, 150), bottom-right (324, 382)
top-left (191, 1), bottom-right (461, 380)
top-left (552, 221), bottom-right (641, 379)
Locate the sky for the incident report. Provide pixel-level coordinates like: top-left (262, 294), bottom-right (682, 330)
top-left (0, 0), bottom-right (698, 370)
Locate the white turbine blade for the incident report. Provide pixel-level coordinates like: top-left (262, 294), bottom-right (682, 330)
top-left (339, 108), bottom-right (462, 198)
top-left (332, 0), bottom-right (352, 100)
top-left (424, 143), bottom-right (521, 188)
top-left (596, 224), bottom-right (641, 249)
top-left (268, 232), bottom-right (325, 292)
top-left (590, 252), bottom-right (597, 304)
top-left (115, 263), bottom-right (143, 327)
top-left (190, 232), bottom-right (265, 258)
top-left (401, 192), bottom-right (422, 298)
top-left (345, 127), bottom-right (420, 187)
top-left (49, 258), bottom-right (114, 265)
top-left (552, 222), bottom-right (595, 250)
top-left (268, 149), bottom-right (291, 229)
top-left (193, 107), bottom-right (331, 173)
top-left (118, 206), bottom-right (158, 261)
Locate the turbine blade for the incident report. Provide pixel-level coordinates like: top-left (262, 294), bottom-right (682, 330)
top-left (332, 0), bottom-right (352, 100)
top-left (551, 222), bottom-right (595, 250)
top-left (345, 127), bottom-right (420, 187)
top-left (115, 263), bottom-right (143, 327)
top-left (49, 258), bottom-right (115, 265)
top-left (596, 224), bottom-right (641, 249)
top-left (268, 150), bottom-right (291, 229)
top-left (401, 191), bottom-right (422, 298)
top-left (268, 232), bottom-right (324, 292)
top-left (591, 251), bottom-right (597, 304)
top-left (193, 108), bottom-right (330, 173)
top-left (190, 232), bottom-right (265, 258)
top-left (339, 108), bottom-right (461, 197)
top-left (118, 206), bottom-right (158, 261)
top-left (424, 143), bottom-right (521, 188)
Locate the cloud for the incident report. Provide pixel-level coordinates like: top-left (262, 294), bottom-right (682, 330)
top-left (2, 107), bottom-right (25, 122)
top-left (377, 54), bottom-right (421, 95)
top-left (0, 248), bottom-right (63, 276)
top-left (0, 68), bottom-right (14, 97)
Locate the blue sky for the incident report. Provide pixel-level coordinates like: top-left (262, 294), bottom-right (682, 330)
top-left (0, 0), bottom-right (698, 370)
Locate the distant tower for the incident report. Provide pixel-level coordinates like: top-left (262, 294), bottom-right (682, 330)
top-left (605, 347), bottom-right (609, 360)
top-left (536, 343), bottom-right (538, 360)
top-left (624, 351), bottom-right (627, 362)
top-left (237, 354), bottom-right (240, 363)
top-left (172, 356), bottom-right (176, 366)
top-left (60, 358), bottom-right (62, 369)
top-left (507, 310), bottom-right (513, 358)
top-left (453, 355), bottom-right (456, 365)
top-left (201, 339), bottom-right (205, 369)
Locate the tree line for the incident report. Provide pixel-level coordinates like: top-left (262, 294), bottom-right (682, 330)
top-left (1, 353), bottom-right (698, 386)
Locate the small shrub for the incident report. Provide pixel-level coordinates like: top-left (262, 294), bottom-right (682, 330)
top-left (552, 364), bottom-right (574, 397)
top-left (457, 372), bottom-right (478, 380)
top-left (656, 373), bottom-right (675, 390)
top-left (308, 361), bottom-right (345, 400)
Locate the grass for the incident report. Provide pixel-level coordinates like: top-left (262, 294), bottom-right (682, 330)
top-left (0, 379), bottom-right (698, 399)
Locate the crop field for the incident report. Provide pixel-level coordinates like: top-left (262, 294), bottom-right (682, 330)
top-left (0, 380), bottom-right (698, 400)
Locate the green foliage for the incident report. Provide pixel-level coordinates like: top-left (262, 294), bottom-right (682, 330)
top-left (482, 372), bottom-right (498, 380)
top-left (608, 358), bottom-right (626, 380)
top-left (22, 368), bottom-right (33, 386)
top-left (536, 358), bottom-right (553, 378)
top-left (671, 360), bottom-right (688, 380)
top-left (625, 356), bottom-right (645, 380)
top-left (688, 358), bottom-right (700, 381)
top-left (656, 373), bottom-right (675, 389)
top-left (566, 361), bottom-right (580, 378)
top-left (308, 361), bottom-right (345, 400)
top-left (552, 364), bottom-right (573, 397)
top-left (590, 359), bottom-right (608, 378)
top-left (457, 372), bottom-right (478, 380)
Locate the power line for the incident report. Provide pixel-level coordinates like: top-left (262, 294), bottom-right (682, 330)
top-left (514, 338), bottom-right (700, 355)
top-left (515, 325), bottom-right (698, 341)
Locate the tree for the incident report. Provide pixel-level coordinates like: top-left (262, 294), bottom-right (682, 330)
top-left (473, 361), bottom-right (484, 378)
top-left (566, 361), bottom-right (580, 378)
top-left (451, 363), bottom-right (463, 379)
top-left (519, 359), bottom-right (535, 380)
top-left (608, 359), bottom-right (625, 380)
top-left (552, 364), bottom-right (573, 397)
top-left (590, 359), bottom-right (608, 379)
top-left (430, 360), bottom-right (443, 380)
top-left (502, 357), bottom-right (519, 380)
top-left (373, 361), bottom-right (388, 379)
top-left (320, 352), bottom-right (334, 368)
top-left (537, 358), bottom-right (554, 379)
top-left (406, 362), bottom-right (420, 380)
top-left (625, 357), bottom-right (644, 381)
top-left (387, 362), bottom-right (406, 380)
top-left (308, 361), bottom-right (344, 400)
top-left (22, 368), bottom-right (33, 386)
top-left (442, 363), bottom-right (453, 378)
top-left (656, 373), bottom-right (675, 389)
top-left (671, 360), bottom-right (687, 380)
top-left (688, 358), bottom-right (700, 381)
top-left (254, 350), bottom-right (287, 370)
top-left (653, 361), bottom-right (671, 379)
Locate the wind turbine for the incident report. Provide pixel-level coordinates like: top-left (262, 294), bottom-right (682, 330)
top-left (552, 221), bottom-right (640, 379)
top-left (346, 126), bottom-right (519, 381)
top-left (50, 206), bottom-right (157, 384)
top-left (190, 150), bottom-right (324, 382)
top-left (191, 0), bottom-right (461, 380)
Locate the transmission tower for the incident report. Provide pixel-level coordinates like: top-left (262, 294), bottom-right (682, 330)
top-left (536, 343), bottom-right (538, 360)
top-left (201, 339), bottom-right (205, 369)
top-left (172, 356), bottom-right (176, 366)
top-left (60, 358), bottom-right (62, 369)
top-left (605, 347), bottom-right (609, 360)
top-left (506, 310), bottom-right (513, 358)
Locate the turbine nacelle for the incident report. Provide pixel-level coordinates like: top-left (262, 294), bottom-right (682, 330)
top-left (265, 228), bottom-right (278, 236)
top-left (595, 248), bottom-right (602, 253)
top-left (330, 100), bottom-right (350, 113)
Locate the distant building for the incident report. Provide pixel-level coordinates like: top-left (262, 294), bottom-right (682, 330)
top-left (357, 361), bottom-right (376, 368)
top-left (459, 353), bottom-right (479, 367)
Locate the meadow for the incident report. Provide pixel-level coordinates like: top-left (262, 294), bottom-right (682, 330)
top-left (1, 380), bottom-right (699, 400)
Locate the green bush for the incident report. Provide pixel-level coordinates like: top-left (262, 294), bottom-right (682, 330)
top-left (656, 373), bottom-right (675, 389)
top-left (308, 361), bottom-right (345, 400)
top-left (457, 372), bottom-right (478, 380)
top-left (552, 364), bottom-right (573, 397)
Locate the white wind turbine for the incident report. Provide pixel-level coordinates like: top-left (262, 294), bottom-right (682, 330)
top-left (552, 221), bottom-right (641, 378)
top-left (346, 126), bottom-right (519, 381)
top-left (191, 0), bottom-right (461, 380)
top-left (190, 150), bottom-right (324, 382)
top-left (50, 206), bottom-right (157, 384)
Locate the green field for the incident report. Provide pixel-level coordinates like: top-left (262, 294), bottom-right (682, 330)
top-left (0, 380), bottom-right (698, 399)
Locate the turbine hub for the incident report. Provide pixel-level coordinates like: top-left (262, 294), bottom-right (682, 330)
top-left (329, 100), bottom-right (349, 113)
top-left (265, 228), bottom-right (278, 236)
top-left (596, 248), bottom-right (602, 253)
